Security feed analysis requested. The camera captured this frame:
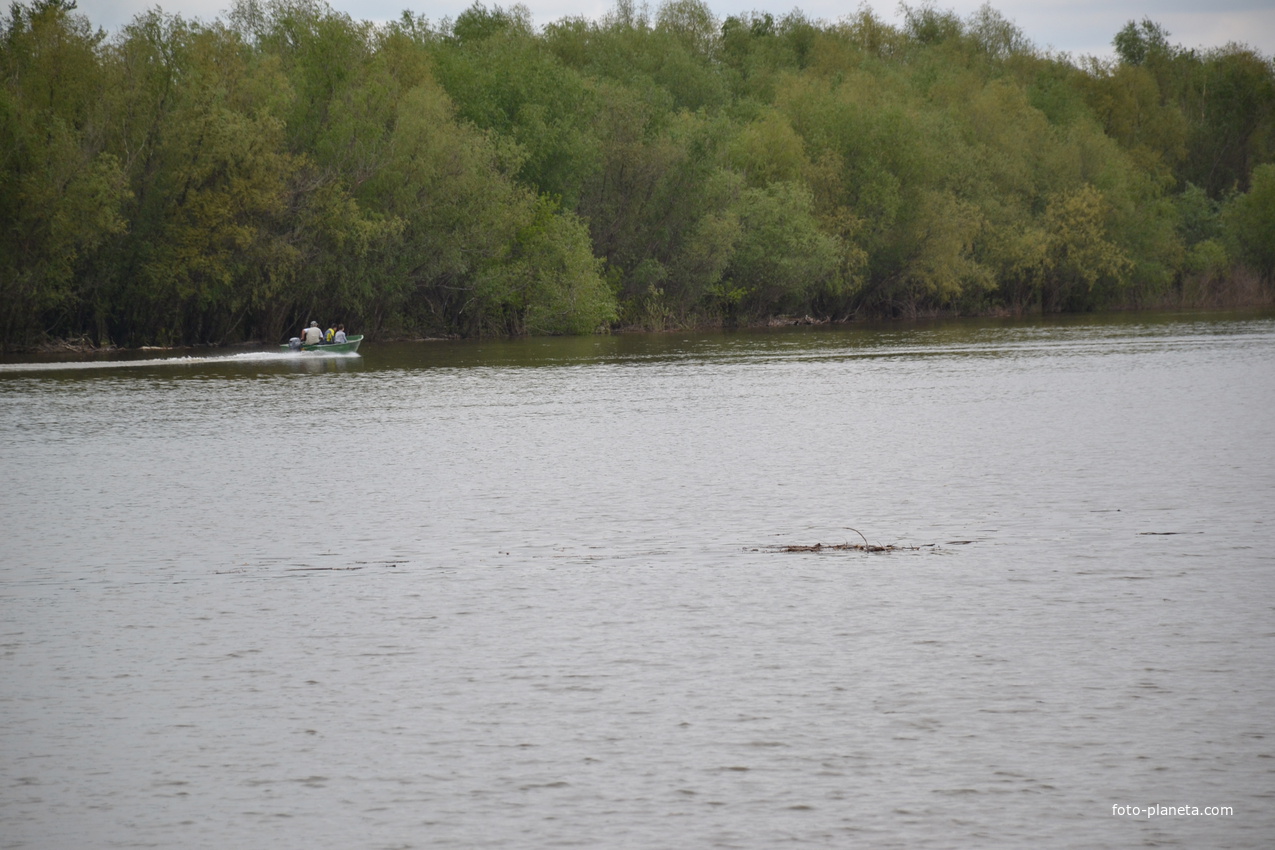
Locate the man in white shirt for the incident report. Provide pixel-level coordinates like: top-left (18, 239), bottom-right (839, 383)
top-left (301, 321), bottom-right (323, 345)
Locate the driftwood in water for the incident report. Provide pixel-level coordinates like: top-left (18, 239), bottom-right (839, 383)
top-left (778, 526), bottom-right (928, 553)
top-left (781, 542), bottom-right (924, 553)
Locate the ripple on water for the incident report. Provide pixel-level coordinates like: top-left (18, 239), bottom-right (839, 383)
top-left (2, 315), bottom-right (1274, 848)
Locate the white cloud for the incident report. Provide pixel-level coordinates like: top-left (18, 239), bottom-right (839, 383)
top-left (81, 0), bottom-right (231, 31)
top-left (1159, 9), bottom-right (1275, 53)
top-left (72, 0), bottom-right (1275, 56)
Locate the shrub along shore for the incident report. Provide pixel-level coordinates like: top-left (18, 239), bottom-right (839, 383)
top-left (3, 0), bottom-right (1273, 352)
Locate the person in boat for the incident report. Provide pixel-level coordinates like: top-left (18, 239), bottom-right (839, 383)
top-left (325, 325), bottom-right (336, 343)
top-left (301, 321), bottom-right (324, 346)
top-left (334, 324), bottom-right (347, 344)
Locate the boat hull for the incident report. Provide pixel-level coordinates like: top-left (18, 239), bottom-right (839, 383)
top-left (283, 334), bottom-right (363, 354)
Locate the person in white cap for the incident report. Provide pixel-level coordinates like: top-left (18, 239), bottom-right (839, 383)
top-left (301, 321), bottom-right (324, 345)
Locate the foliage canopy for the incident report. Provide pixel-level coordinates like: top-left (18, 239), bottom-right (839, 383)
top-left (1, 0), bottom-right (1272, 349)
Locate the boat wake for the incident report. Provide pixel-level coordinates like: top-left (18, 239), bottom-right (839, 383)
top-left (0, 349), bottom-right (360, 373)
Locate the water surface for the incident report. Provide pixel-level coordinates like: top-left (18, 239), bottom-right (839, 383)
top-left (2, 312), bottom-right (1273, 848)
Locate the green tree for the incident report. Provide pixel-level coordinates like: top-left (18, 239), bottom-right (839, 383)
top-left (486, 194), bottom-right (616, 334)
top-left (1113, 18), bottom-right (1172, 67)
top-left (1078, 60), bottom-right (1187, 176)
top-left (655, 0), bottom-right (718, 60)
top-left (0, 0), bottom-right (128, 349)
top-left (432, 13), bottom-right (600, 205)
top-left (1181, 46), bottom-right (1275, 196)
top-left (719, 180), bottom-right (841, 316)
top-left (1038, 184), bottom-right (1133, 310)
top-left (1222, 162), bottom-right (1275, 278)
top-left (106, 15), bottom-right (307, 345)
top-left (726, 108), bottom-right (809, 187)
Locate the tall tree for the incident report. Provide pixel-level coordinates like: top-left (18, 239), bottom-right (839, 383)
top-left (0, 0), bottom-right (128, 349)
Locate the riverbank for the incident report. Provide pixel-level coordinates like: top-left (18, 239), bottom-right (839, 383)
top-left (10, 283), bottom-right (1274, 358)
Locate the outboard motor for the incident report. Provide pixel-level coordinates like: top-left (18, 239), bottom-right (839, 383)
top-left (288, 337), bottom-right (302, 351)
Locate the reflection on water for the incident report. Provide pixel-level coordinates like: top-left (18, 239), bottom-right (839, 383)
top-left (2, 311), bottom-right (1273, 849)
top-left (3, 310), bottom-right (1272, 376)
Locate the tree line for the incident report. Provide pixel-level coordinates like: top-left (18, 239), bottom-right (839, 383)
top-left (2, 0), bottom-right (1273, 350)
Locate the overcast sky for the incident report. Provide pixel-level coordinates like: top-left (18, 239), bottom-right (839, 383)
top-left (77, 0), bottom-right (1275, 60)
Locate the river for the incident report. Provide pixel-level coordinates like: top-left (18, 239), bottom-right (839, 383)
top-left (2, 311), bottom-right (1273, 848)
